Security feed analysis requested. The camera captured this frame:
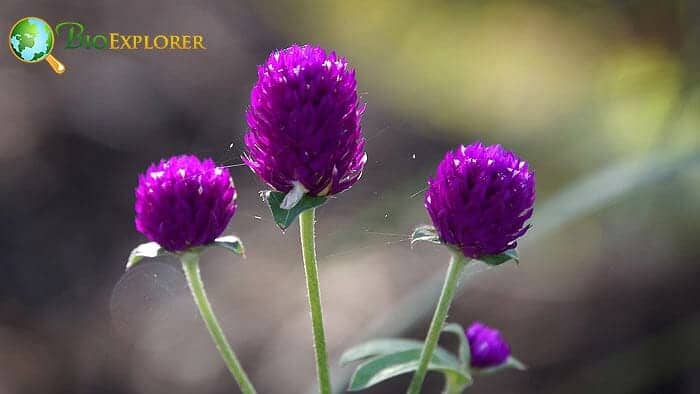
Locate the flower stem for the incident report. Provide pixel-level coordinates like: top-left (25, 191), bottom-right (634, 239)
top-left (299, 208), bottom-right (331, 394)
top-left (181, 252), bottom-right (257, 394)
top-left (407, 252), bottom-right (469, 394)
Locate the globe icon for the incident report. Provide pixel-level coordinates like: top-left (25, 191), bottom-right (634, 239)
top-left (9, 17), bottom-right (65, 74)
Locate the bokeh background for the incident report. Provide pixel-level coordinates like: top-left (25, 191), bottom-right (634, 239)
top-left (1, 1), bottom-right (700, 393)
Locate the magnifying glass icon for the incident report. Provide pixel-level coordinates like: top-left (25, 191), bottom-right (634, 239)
top-left (9, 17), bottom-right (66, 74)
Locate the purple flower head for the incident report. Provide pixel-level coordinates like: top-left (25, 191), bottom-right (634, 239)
top-left (466, 322), bottom-right (511, 368)
top-left (134, 155), bottom-right (237, 252)
top-left (425, 142), bottom-right (535, 258)
top-left (243, 44), bottom-right (367, 197)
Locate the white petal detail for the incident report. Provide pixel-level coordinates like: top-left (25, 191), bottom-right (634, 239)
top-left (280, 181), bottom-right (308, 210)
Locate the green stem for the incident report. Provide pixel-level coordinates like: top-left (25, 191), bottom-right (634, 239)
top-left (181, 252), bottom-right (257, 394)
top-left (299, 208), bottom-right (332, 394)
top-left (407, 252), bottom-right (468, 394)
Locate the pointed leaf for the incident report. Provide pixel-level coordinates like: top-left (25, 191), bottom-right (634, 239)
top-left (347, 349), bottom-right (471, 391)
top-left (442, 323), bottom-right (471, 367)
top-left (213, 235), bottom-right (245, 257)
top-left (340, 338), bottom-right (458, 366)
top-left (477, 249), bottom-right (519, 266)
top-left (445, 372), bottom-right (472, 394)
top-left (126, 242), bottom-right (166, 270)
top-left (473, 356), bottom-right (527, 375)
top-left (263, 190), bottom-right (327, 230)
top-left (410, 225), bottom-right (442, 247)
top-left (507, 356), bottom-right (527, 371)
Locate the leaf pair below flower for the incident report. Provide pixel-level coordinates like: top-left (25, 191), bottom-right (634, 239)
top-left (410, 225), bottom-right (520, 266)
top-left (125, 235), bottom-right (245, 270)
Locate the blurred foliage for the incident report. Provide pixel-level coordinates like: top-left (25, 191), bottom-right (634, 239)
top-left (255, 0), bottom-right (698, 154)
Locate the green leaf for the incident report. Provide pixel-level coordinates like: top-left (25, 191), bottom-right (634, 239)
top-left (126, 242), bottom-right (167, 270)
top-left (263, 190), bottom-right (327, 230)
top-left (340, 338), bottom-right (458, 366)
top-left (410, 225), bottom-right (442, 247)
top-left (507, 356), bottom-right (527, 371)
top-left (212, 235), bottom-right (245, 257)
top-left (477, 249), bottom-right (519, 266)
top-left (444, 372), bottom-right (471, 394)
top-left (473, 356), bottom-right (527, 374)
top-left (442, 323), bottom-right (471, 367)
top-left (347, 349), bottom-right (471, 391)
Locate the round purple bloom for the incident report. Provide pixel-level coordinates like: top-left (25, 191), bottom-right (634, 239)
top-left (466, 322), bottom-right (511, 368)
top-left (425, 142), bottom-right (535, 258)
top-left (134, 155), bottom-right (237, 252)
top-left (243, 44), bottom-right (367, 197)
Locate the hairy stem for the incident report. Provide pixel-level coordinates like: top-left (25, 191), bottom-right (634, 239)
top-left (181, 252), bottom-right (257, 394)
top-left (299, 208), bottom-right (332, 394)
top-left (407, 252), bottom-right (468, 394)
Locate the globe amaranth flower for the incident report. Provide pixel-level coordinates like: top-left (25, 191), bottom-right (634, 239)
top-left (425, 142), bottom-right (535, 258)
top-left (135, 155), bottom-right (237, 252)
top-left (243, 44), bottom-right (367, 202)
top-left (466, 322), bottom-right (511, 368)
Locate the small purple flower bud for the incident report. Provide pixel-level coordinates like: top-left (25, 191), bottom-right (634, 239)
top-left (466, 322), bottom-right (511, 368)
top-left (425, 142), bottom-right (535, 258)
top-left (243, 44), bottom-right (367, 197)
top-left (134, 155), bottom-right (237, 252)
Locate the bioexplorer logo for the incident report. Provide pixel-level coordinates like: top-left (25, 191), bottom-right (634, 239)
top-left (9, 17), bottom-right (64, 74)
top-left (9, 17), bottom-right (207, 74)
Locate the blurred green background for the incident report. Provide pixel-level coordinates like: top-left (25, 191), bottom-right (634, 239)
top-left (1, 1), bottom-right (699, 393)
